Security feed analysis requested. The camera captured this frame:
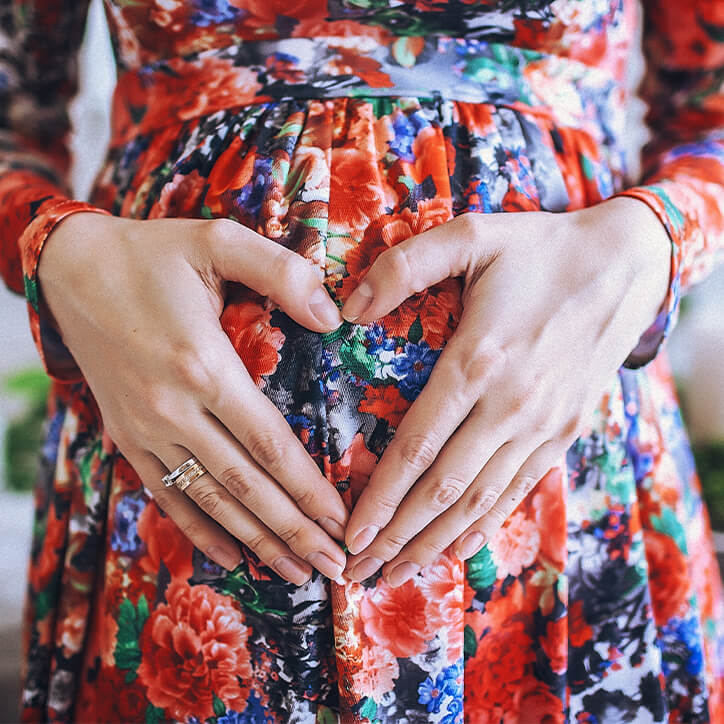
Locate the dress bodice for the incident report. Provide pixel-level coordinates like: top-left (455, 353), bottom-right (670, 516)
top-left (104, 0), bottom-right (631, 76)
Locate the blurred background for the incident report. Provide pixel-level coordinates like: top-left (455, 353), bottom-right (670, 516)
top-left (0, 1), bottom-right (723, 721)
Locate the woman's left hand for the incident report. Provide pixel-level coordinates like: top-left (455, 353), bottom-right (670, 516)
top-left (340, 197), bottom-right (671, 586)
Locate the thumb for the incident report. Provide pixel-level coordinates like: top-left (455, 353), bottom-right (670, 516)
top-left (341, 213), bottom-right (500, 323)
top-left (205, 219), bottom-right (343, 332)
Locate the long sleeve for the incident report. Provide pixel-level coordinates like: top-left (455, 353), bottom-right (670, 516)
top-left (617, 0), bottom-right (724, 368)
top-left (0, 1), bottom-right (110, 380)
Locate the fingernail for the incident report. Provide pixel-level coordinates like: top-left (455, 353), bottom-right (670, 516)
top-left (306, 551), bottom-right (346, 580)
top-left (309, 287), bottom-right (343, 329)
top-left (342, 280), bottom-right (374, 322)
top-left (349, 525), bottom-right (379, 555)
top-left (333, 575), bottom-right (347, 586)
top-left (273, 556), bottom-right (312, 586)
top-left (386, 561), bottom-right (420, 587)
top-left (350, 556), bottom-right (384, 582)
top-left (318, 516), bottom-right (346, 540)
top-left (207, 546), bottom-right (242, 571)
top-left (456, 531), bottom-right (485, 560)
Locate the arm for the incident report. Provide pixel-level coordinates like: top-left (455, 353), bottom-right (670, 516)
top-left (0, 0), bottom-right (110, 379)
top-left (617, 0), bottom-right (724, 368)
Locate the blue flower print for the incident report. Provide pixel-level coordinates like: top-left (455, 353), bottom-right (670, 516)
top-left (191, 0), bottom-right (242, 27)
top-left (217, 690), bottom-right (274, 723)
top-left (418, 673), bottom-right (447, 714)
top-left (393, 341), bottom-right (441, 401)
top-left (365, 322), bottom-right (395, 356)
top-left (110, 495), bottom-right (146, 554)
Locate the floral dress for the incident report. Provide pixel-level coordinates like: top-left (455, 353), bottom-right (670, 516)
top-left (1, 1), bottom-right (724, 722)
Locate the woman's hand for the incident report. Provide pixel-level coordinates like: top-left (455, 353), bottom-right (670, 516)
top-left (340, 197), bottom-right (671, 585)
top-left (38, 213), bottom-right (349, 585)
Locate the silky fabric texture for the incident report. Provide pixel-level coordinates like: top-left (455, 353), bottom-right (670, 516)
top-left (1, 1), bottom-right (724, 723)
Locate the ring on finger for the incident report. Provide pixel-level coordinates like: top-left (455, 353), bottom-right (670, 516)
top-left (162, 457), bottom-right (208, 491)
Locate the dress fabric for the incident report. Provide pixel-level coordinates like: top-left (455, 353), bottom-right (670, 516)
top-left (2, 1), bottom-right (724, 722)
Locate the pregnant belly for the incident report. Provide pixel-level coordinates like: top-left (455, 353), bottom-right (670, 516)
top-left (91, 93), bottom-right (611, 505)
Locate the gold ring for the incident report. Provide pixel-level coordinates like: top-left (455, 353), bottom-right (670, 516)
top-left (162, 457), bottom-right (207, 491)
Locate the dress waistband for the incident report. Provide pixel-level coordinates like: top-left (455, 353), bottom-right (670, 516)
top-left (110, 36), bottom-right (623, 147)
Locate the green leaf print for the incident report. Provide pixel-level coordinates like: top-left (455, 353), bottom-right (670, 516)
top-left (651, 508), bottom-right (689, 554)
top-left (213, 694), bottom-right (226, 717)
top-left (408, 315), bottom-right (423, 344)
top-left (391, 37), bottom-right (419, 68)
top-left (78, 439), bottom-right (105, 505)
top-left (316, 705), bottom-right (339, 724)
top-left (114, 595), bottom-right (150, 678)
top-left (464, 623), bottom-right (478, 660)
top-left (466, 545), bottom-right (497, 590)
top-left (339, 329), bottom-right (377, 379)
top-left (218, 570), bottom-right (286, 617)
top-left (358, 696), bottom-right (378, 722)
top-left (145, 704), bottom-right (165, 724)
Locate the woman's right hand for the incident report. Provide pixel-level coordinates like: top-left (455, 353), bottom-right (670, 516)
top-left (37, 212), bottom-right (349, 585)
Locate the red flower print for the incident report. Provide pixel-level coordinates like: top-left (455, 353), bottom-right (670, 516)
top-left (540, 617), bottom-right (567, 675)
top-left (358, 384), bottom-right (410, 429)
top-left (326, 431), bottom-right (378, 505)
top-left (221, 292), bottom-right (286, 386)
top-left (360, 578), bottom-right (437, 658)
top-left (137, 501), bottom-right (194, 580)
top-left (330, 148), bottom-right (386, 234)
top-left (532, 467), bottom-right (567, 569)
top-left (568, 599), bottom-right (593, 648)
top-left (350, 644), bottom-right (400, 701)
top-left (76, 666), bottom-right (149, 724)
top-left (489, 510), bottom-right (541, 578)
top-left (515, 677), bottom-right (564, 723)
top-left (137, 581), bottom-right (252, 721)
top-left (419, 553), bottom-right (465, 662)
top-left (644, 529), bottom-right (691, 625)
top-left (148, 169), bottom-right (207, 218)
top-left (31, 502), bottom-right (66, 592)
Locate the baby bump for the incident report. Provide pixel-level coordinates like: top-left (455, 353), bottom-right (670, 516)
top-left (91, 95), bottom-right (608, 503)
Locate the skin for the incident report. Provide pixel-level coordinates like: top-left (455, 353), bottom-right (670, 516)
top-left (38, 197), bottom-right (670, 588)
top-left (339, 197), bottom-right (671, 586)
top-left (38, 214), bottom-right (350, 585)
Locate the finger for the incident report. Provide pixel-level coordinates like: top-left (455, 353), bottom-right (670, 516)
top-left (156, 448), bottom-right (317, 585)
top-left (450, 443), bottom-right (563, 561)
top-left (347, 439), bottom-right (527, 583)
top-left (127, 449), bottom-right (243, 572)
top-left (204, 218), bottom-right (343, 332)
top-left (347, 422), bottom-right (519, 573)
top-left (162, 428), bottom-right (346, 583)
top-left (345, 313), bottom-right (507, 555)
top-left (341, 213), bottom-right (501, 323)
top-left (172, 329), bottom-right (350, 540)
top-left (379, 441), bottom-right (561, 587)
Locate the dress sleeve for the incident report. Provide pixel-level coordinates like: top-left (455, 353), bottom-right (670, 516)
top-left (0, 1), bottom-right (111, 381)
top-left (615, 0), bottom-right (724, 368)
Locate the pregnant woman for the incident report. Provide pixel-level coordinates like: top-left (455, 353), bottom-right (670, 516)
top-left (1, 1), bottom-right (723, 721)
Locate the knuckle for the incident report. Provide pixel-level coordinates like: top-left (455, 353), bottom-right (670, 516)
top-left (382, 246), bottom-right (415, 291)
top-left (218, 466), bottom-right (255, 502)
top-left (179, 516), bottom-right (205, 542)
top-left (515, 473), bottom-right (540, 497)
top-left (194, 486), bottom-right (225, 519)
top-left (430, 475), bottom-right (467, 509)
top-left (382, 532), bottom-right (411, 556)
top-left (418, 536), bottom-right (447, 559)
top-left (245, 531), bottom-right (270, 555)
top-left (275, 523), bottom-right (305, 550)
top-left (485, 502), bottom-right (508, 528)
top-left (247, 432), bottom-right (286, 472)
top-left (269, 248), bottom-right (307, 294)
top-left (459, 340), bottom-right (507, 390)
top-left (465, 487), bottom-right (499, 519)
top-left (204, 217), bottom-right (236, 248)
top-left (294, 486), bottom-right (319, 512)
top-left (170, 344), bottom-right (220, 395)
top-left (396, 434), bottom-right (438, 472)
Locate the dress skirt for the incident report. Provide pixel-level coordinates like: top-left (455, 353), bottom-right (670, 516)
top-left (20, 89), bottom-right (724, 722)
